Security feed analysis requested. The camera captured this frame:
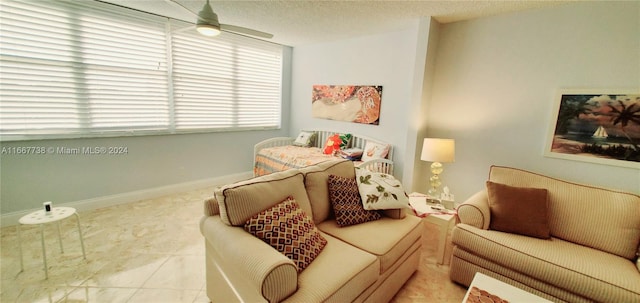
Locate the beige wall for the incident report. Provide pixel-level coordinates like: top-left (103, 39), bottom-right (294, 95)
top-left (426, 1), bottom-right (640, 201)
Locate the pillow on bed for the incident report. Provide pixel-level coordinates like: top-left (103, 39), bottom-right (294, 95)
top-left (323, 133), bottom-right (351, 155)
top-left (339, 133), bottom-right (352, 148)
top-left (293, 131), bottom-right (316, 147)
top-left (361, 141), bottom-right (390, 162)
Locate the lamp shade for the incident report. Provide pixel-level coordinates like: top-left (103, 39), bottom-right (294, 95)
top-left (420, 138), bottom-right (455, 163)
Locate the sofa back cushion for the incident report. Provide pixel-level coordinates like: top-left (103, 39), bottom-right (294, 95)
top-left (216, 169), bottom-right (311, 226)
top-left (300, 159), bottom-right (355, 224)
top-left (489, 165), bottom-right (640, 259)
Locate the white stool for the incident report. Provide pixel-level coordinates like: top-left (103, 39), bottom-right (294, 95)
top-left (17, 206), bottom-right (86, 279)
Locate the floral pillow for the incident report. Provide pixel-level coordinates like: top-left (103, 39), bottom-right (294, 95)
top-left (293, 131), bottom-right (316, 147)
top-left (361, 141), bottom-right (391, 162)
top-left (323, 133), bottom-right (352, 155)
top-left (354, 167), bottom-right (410, 210)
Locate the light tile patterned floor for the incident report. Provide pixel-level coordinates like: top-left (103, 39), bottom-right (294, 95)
top-left (1, 187), bottom-right (466, 303)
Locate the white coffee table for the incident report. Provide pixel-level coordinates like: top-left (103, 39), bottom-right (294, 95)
top-left (463, 272), bottom-right (552, 303)
top-left (17, 206), bottom-right (86, 279)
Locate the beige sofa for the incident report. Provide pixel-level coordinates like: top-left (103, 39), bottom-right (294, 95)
top-left (200, 159), bottom-right (422, 302)
top-left (450, 165), bottom-right (640, 303)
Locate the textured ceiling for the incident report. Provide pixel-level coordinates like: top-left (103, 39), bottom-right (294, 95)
top-left (106, 0), bottom-right (571, 46)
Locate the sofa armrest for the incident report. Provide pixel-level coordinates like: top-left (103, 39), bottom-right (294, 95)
top-left (200, 216), bottom-right (298, 302)
top-left (457, 190), bottom-right (490, 229)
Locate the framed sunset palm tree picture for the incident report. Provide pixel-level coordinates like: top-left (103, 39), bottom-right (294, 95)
top-left (544, 89), bottom-right (640, 168)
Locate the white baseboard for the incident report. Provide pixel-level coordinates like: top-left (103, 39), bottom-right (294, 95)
top-left (1, 171), bottom-right (253, 227)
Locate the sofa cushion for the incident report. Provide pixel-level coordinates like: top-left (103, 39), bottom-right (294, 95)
top-left (328, 175), bottom-right (381, 227)
top-left (300, 159), bottom-right (355, 224)
top-left (317, 215), bottom-right (422, 273)
top-left (452, 224), bottom-right (640, 302)
top-left (355, 166), bottom-right (411, 210)
top-left (244, 197), bottom-right (327, 273)
top-left (488, 165), bottom-right (640, 259)
top-left (486, 181), bottom-right (550, 239)
top-left (282, 232), bottom-right (379, 303)
top-left (216, 169), bottom-right (311, 226)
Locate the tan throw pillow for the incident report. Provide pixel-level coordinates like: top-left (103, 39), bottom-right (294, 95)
top-left (486, 181), bottom-right (550, 239)
top-left (244, 197), bottom-right (327, 272)
top-left (328, 175), bottom-right (381, 227)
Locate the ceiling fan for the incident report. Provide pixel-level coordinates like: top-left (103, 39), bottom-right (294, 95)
top-left (165, 0), bottom-right (273, 39)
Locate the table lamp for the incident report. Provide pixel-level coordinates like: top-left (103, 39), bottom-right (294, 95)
top-left (420, 138), bottom-right (455, 201)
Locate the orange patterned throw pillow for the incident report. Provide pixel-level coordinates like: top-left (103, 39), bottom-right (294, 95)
top-left (323, 134), bottom-right (342, 155)
top-left (244, 197), bottom-right (327, 272)
top-left (323, 133), bottom-right (352, 155)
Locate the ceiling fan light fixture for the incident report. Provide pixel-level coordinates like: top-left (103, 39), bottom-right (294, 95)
top-left (196, 24), bottom-right (221, 36)
top-left (165, 0), bottom-right (272, 39)
top-left (195, 0), bottom-right (220, 36)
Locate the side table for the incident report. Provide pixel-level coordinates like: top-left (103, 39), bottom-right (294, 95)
top-left (17, 206), bottom-right (86, 279)
top-left (408, 192), bottom-right (456, 265)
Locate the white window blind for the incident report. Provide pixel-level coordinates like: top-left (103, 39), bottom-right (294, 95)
top-left (0, 0), bottom-right (283, 141)
top-left (171, 23), bottom-right (282, 130)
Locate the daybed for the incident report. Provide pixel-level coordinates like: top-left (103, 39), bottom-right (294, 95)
top-left (253, 130), bottom-right (394, 177)
top-left (450, 165), bottom-right (640, 303)
top-left (200, 159), bottom-right (422, 302)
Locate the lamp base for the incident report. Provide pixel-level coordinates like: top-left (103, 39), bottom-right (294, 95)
top-left (427, 162), bottom-right (443, 203)
top-left (426, 191), bottom-right (440, 204)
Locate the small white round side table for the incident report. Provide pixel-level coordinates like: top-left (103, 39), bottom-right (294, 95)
top-left (17, 206), bottom-right (86, 279)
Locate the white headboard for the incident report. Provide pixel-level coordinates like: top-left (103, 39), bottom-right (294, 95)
top-left (303, 129), bottom-right (393, 161)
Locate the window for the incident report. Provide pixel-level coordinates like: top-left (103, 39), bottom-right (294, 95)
top-left (0, 0), bottom-right (283, 141)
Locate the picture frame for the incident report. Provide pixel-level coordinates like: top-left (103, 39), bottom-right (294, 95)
top-left (311, 85), bottom-right (382, 125)
top-left (544, 89), bottom-right (640, 169)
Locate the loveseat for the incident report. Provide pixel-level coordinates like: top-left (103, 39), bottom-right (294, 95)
top-left (450, 165), bottom-right (640, 303)
top-left (200, 159), bottom-right (422, 302)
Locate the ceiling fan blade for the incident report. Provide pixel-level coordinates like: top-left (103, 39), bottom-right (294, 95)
top-left (172, 25), bottom-right (196, 34)
top-left (220, 24), bottom-right (273, 39)
top-left (164, 0), bottom-right (197, 18)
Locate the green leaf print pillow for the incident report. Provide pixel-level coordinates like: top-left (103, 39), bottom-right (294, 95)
top-left (354, 167), bottom-right (410, 210)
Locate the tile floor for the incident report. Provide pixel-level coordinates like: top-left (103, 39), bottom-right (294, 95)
top-left (1, 186), bottom-right (466, 303)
